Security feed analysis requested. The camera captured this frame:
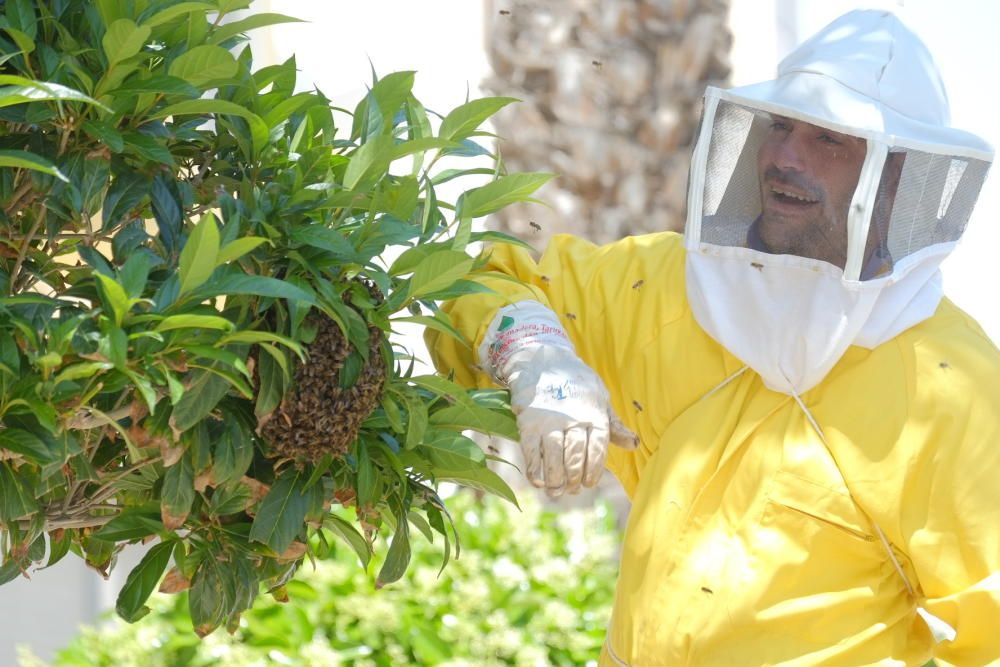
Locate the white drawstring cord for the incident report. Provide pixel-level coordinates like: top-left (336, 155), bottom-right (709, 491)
top-left (700, 365), bottom-right (750, 401)
top-left (604, 637), bottom-right (630, 667)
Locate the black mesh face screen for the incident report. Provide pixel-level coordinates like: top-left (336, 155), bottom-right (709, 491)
top-left (695, 100), bottom-right (989, 281)
top-left (882, 151), bottom-right (990, 263)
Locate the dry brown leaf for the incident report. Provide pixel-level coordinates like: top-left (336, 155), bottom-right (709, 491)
top-left (159, 567), bottom-right (191, 594)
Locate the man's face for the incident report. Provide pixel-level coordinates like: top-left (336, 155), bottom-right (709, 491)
top-left (755, 116), bottom-right (868, 269)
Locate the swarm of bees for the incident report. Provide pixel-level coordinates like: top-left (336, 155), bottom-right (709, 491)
top-left (259, 285), bottom-right (386, 463)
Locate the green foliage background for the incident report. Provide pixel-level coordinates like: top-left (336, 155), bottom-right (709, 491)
top-left (20, 490), bottom-right (620, 667)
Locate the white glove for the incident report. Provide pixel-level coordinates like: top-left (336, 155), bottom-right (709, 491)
top-left (480, 302), bottom-right (639, 497)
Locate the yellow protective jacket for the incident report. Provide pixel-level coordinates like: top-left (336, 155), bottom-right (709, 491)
top-left (426, 232), bottom-right (1000, 667)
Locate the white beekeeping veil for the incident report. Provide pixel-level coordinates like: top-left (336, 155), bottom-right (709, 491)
top-left (685, 9), bottom-right (993, 395)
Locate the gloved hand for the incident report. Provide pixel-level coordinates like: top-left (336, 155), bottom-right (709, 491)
top-left (503, 345), bottom-right (639, 496)
top-left (480, 301), bottom-right (639, 497)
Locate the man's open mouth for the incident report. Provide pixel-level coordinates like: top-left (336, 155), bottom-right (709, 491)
top-left (769, 185), bottom-right (819, 205)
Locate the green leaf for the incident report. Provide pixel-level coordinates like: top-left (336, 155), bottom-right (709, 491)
top-left (211, 421), bottom-right (253, 486)
top-left (81, 120), bottom-right (125, 152)
top-left (254, 343), bottom-right (290, 382)
top-left (0, 461), bottom-right (38, 522)
top-left (388, 241), bottom-right (447, 277)
top-left (103, 19), bottom-right (151, 66)
top-left (249, 468), bottom-right (309, 554)
top-left (94, 273), bottom-right (130, 326)
top-left (123, 131), bottom-right (174, 166)
top-left (52, 361), bottom-right (112, 385)
top-left (436, 466), bottom-right (518, 507)
top-left (469, 229), bottom-right (535, 251)
top-left (161, 454), bottom-right (195, 530)
top-left (172, 368), bottom-right (230, 432)
top-left (141, 2), bottom-right (215, 28)
top-left (381, 396), bottom-right (404, 433)
top-left (151, 99), bottom-right (268, 155)
top-left (390, 137), bottom-right (460, 160)
top-left (375, 175), bottom-right (419, 220)
top-left (439, 97), bottom-right (519, 141)
top-left (188, 363), bottom-right (252, 399)
top-left (94, 508), bottom-right (163, 542)
top-left (392, 314), bottom-right (467, 347)
top-left (109, 75), bottom-right (199, 98)
top-left (324, 515), bottom-right (371, 569)
top-left (115, 540), bottom-right (174, 623)
top-left (124, 369), bottom-right (159, 414)
top-left (408, 250), bottom-right (474, 299)
top-left (154, 314), bottom-right (234, 333)
top-left (167, 45), bottom-right (238, 88)
top-left (191, 273), bottom-right (317, 305)
top-left (343, 134), bottom-right (394, 191)
top-left (219, 331), bottom-right (303, 358)
top-left (0, 429), bottom-right (54, 465)
top-left (208, 12), bottom-right (303, 44)
top-left (404, 396), bottom-right (428, 449)
top-left (46, 528), bottom-right (72, 568)
top-left (262, 92), bottom-right (324, 130)
top-left (408, 374), bottom-right (474, 403)
top-left (430, 403), bottom-right (519, 440)
top-left (119, 252), bottom-right (153, 297)
top-left (407, 510), bottom-right (434, 543)
top-left (376, 517), bottom-right (410, 588)
top-left (102, 171), bottom-right (149, 231)
top-left (216, 237), bottom-right (267, 265)
top-left (178, 215), bottom-right (220, 296)
top-left (0, 75), bottom-right (108, 110)
top-left (3, 27), bottom-right (34, 58)
top-left (185, 345), bottom-right (250, 380)
top-left (189, 555), bottom-right (234, 637)
top-left (368, 71), bottom-right (416, 130)
top-left (0, 150), bottom-right (68, 182)
top-left (420, 430), bottom-right (486, 469)
top-left (208, 480), bottom-right (251, 516)
top-left (457, 172), bottom-right (555, 219)
top-left (289, 225), bottom-right (356, 259)
top-left (253, 344), bottom-right (284, 420)
top-left (356, 443), bottom-right (375, 508)
top-left (430, 166), bottom-right (496, 186)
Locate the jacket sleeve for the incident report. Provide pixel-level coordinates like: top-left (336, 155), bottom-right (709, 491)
top-left (425, 231), bottom-right (690, 498)
top-left (424, 234), bottom-right (608, 389)
top-left (901, 318), bottom-right (1000, 666)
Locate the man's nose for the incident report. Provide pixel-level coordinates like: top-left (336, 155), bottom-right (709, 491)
top-left (771, 135), bottom-right (808, 172)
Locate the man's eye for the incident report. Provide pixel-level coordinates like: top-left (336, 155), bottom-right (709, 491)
top-left (770, 120), bottom-right (790, 131)
top-left (818, 133), bottom-right (842, 146)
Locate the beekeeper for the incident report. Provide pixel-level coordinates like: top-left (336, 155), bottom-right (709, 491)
top-left (427, 10), bottom-right (999, 667)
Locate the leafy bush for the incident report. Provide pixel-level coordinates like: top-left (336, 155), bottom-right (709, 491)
top-left (0, 0), bottom-right (551, 635)
top-left (22, 490), bottom-right (620, 667)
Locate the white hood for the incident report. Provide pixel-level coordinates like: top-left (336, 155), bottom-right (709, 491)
top-left (684, 9), bottom-right (993, 395)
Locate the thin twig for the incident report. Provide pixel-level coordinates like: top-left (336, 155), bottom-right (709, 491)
top-left (3, 180), bottom-right (34, 217)
top-left (80, 455), bottom-right (163, 511)
top-left (17, 512), bottom-right (120, 532)
top-left (10, 205), bottom-right (46, 294)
